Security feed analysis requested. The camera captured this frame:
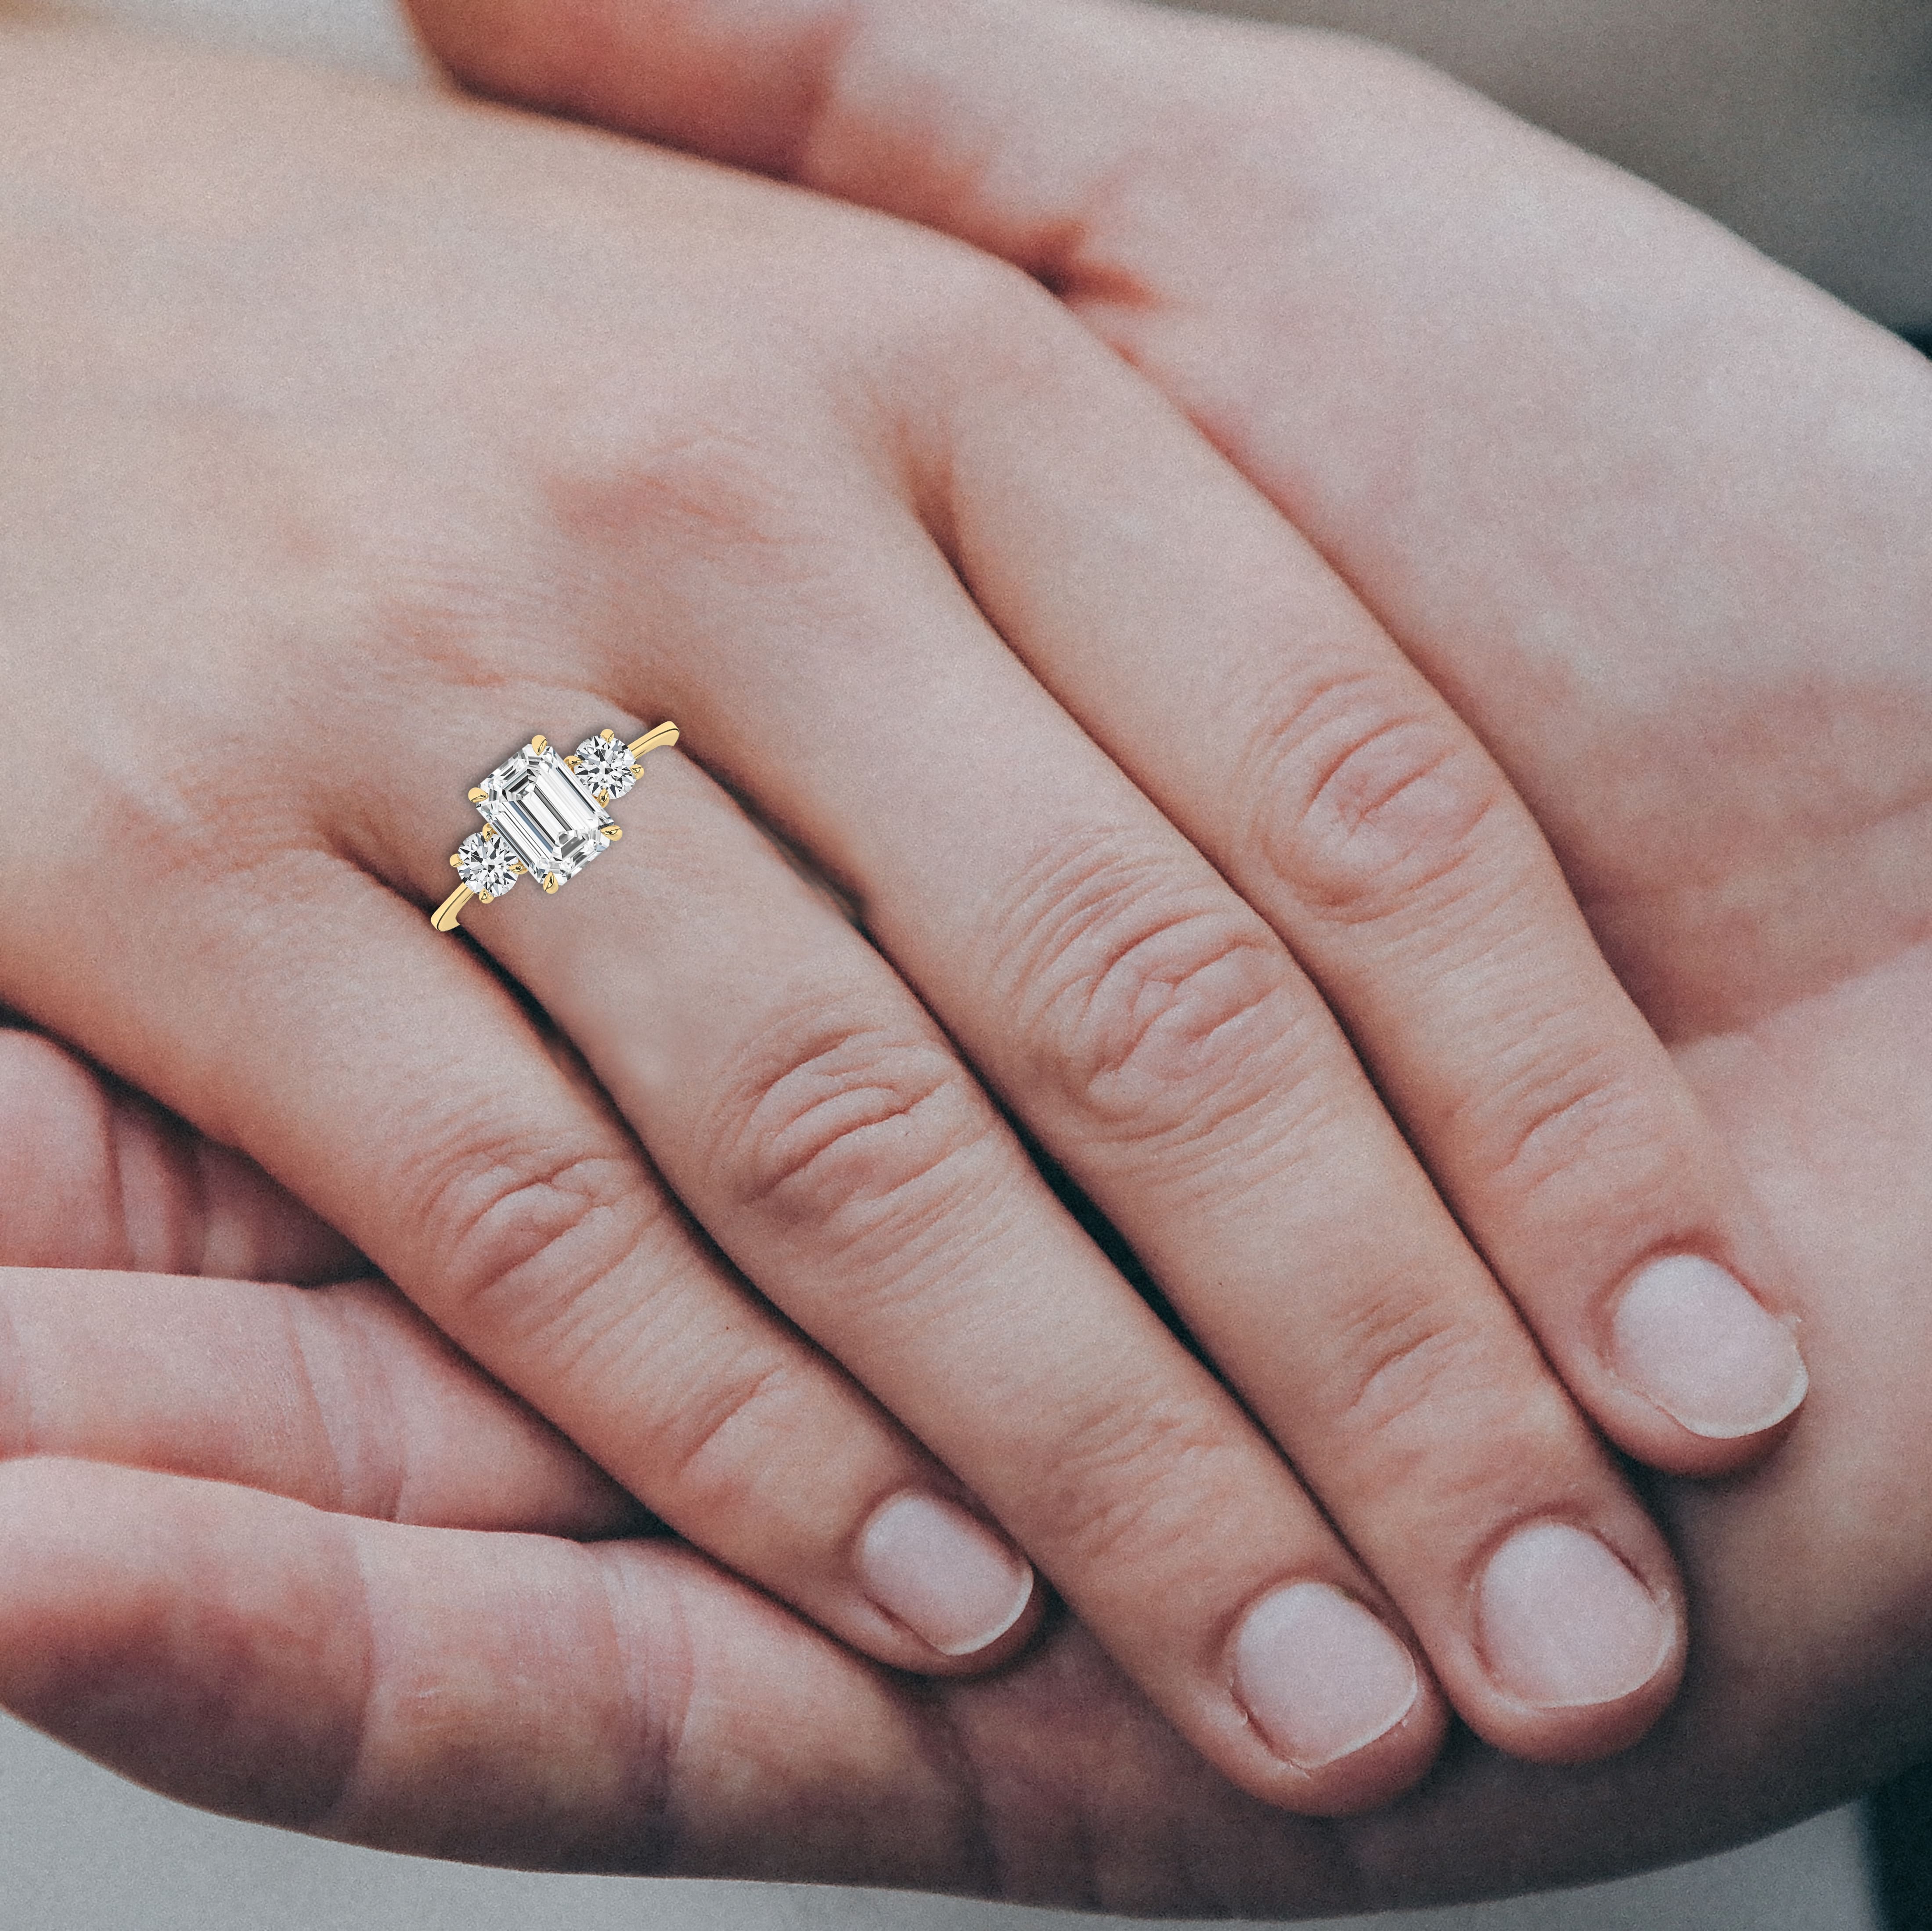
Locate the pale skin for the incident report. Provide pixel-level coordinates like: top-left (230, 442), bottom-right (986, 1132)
top-left (0, 0), bottom-right (1924, 1900)
top-left (0, 14), bottom-right (1811, 1813)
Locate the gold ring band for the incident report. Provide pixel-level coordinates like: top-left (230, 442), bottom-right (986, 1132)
top-left (432, 721), bottom-right (678, 933)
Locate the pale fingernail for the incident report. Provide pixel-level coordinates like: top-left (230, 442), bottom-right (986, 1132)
top-left (857, 1495), bottom-right (1034, 1657)
top-left (1611, 1254), bottom-right (1807, 1439)
top-left (1232, 1583), bottom-right (1419, 1769)
top-left (1478, 1523), bottom-right (1672, 1709)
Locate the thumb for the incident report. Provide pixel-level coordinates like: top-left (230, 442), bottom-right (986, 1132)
top-left (404, 0), bottom-right (1178, 281)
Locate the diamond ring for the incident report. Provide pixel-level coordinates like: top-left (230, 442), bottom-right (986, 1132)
top-left (431, 721), bottom-right (679, 932)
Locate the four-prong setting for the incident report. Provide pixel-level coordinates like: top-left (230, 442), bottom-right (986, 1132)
top-left (431, 723), bottom-right (678, 932)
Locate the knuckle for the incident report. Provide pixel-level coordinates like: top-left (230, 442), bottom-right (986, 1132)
top-left (1323, 1284), bottom-right (1526, 1467)
top-left (409, 1120), bottom-right (651, 1348)
top-left (1476, 1045), bottom-right (1684, 1221)
top-left (1242, 673), bottom-right (1507, 926)
top-left (714, 1006), bottom-right (997, 1256)
top-left (644, 1354), bottom-right (806, 1517)
top-left (1002, 830), bottom-right (1302, 1135)
top-left (1041, 1390), bottom-right (1248, 1575)
top-left (548, 420), bottom-right (823, 574)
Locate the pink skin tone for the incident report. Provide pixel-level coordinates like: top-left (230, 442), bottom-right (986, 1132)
top-left (7, 14), bottom-right (1827, 1818)
top-left (0, 0), bottom-right (1928, 1908)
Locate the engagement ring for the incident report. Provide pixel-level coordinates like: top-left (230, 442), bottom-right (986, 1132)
top-left (431, 721), bottom-right (678, 932)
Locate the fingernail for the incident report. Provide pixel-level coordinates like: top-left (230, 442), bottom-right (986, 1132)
top-left (1232, 1582), bottom-right (1419, 1769)
top-left (1478, 1523), bottom-right (1672, 1709)
top-left (1611, 1254), bottom-right (1807, 1439)
top-left (857, 1495), bottom-right (1034, 1657)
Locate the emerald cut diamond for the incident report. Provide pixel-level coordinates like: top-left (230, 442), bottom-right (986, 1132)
top-left (479, 742), bottom-right (612, 887)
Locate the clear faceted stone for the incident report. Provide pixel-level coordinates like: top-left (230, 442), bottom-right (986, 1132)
top-left (479, 743), bottom-right (612, 886)
top-left (455, 831), bottom-right (519, 900)
top-left (573, 732), bottom-right (639, 802)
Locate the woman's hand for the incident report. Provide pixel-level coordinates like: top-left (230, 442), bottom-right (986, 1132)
top-left (0, 966), bottom-right (1927, 1911)
top-left (374, 0), bottom-right (1932, 1884)
top-left (0, 21), bottom-right (1775, 1809)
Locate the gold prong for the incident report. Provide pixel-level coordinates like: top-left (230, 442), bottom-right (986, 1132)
top-left (510, 861), bottom-right (526, 876)
top-left (450, 854), bottom-right (462, 868)
top-left (481, 825), bottom-right (496, 841)
top-left (599, 728), bottom-right (616, 742)
top-left (626, 721), bottom-right (679, 758)
top-left (431, 883), bottom-right (474, 933)
top-left (604, 824), bottom-right (622, 842)
top-left (542, 873), bottom-right (561, 893)
top-left (530, 734), bottom-right (548, 755)
top-left (478, 891), bottom-right (494, 905)
top-left (566, 754), bottom-right (582, 771)
top-left (595, 790), bottom-right (610, 805)
top-left (468, 787), bottom-right (487, 804)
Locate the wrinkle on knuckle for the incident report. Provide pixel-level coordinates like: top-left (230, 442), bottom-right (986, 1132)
top-left (547, 421), bottom-right (816, 569)
top-left (644, 1354), bottom-right (806, 1518)
top-left (1002, 830), bottom-right (1298, 1133)
top-left (410, 1121), bottom-right (649, 1344)
top-left (1479, 1049), bottom-right (1680, 1220)
top-left (1042, 1392), bottom-right (1241, 1575)
top-left (1242, 672), bottom-right (1505, 926)
top-left (716, 1012), bottom-right (996, 1250)
top-left (1325, 1286), bottom-right (1501, 1452)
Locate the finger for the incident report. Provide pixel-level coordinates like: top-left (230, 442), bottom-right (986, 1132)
top-left (0, 1266), bottom-right (632, 1535)
top-left (450, 735), bottom-right (1449, 1814)
top-left (0, 1458), bottom-right (977, 1879)
top-left (0, 1457), bottom-right (1408, 1909)
top-left (0, 1024), bottom-right (363, 1283)
top-left (406, 0), bottom-right (1813, 1475)
top-left (613, 402), bottom-right (1684, 1765)
top-left (12, 820), bottom-right (1045, 1676)
top-left (937, 332), bottom-right (1809, 1479)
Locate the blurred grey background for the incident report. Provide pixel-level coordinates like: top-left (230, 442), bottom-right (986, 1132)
top-left (0, 0), bottom-right (1920, 1921)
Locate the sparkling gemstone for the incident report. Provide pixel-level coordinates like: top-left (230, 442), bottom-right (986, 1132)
top-left (572, 731), bottom-right (639, 803)
top-left (479, 742), bottom-right (612, 886)
top-left (454, 830), bottom-right (519, 901)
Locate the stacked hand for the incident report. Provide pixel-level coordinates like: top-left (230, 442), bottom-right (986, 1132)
top-left (1, 0), bottom-right (1927, 1912)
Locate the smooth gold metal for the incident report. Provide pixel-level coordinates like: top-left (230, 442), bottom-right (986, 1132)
top-left (431, 883), bottom-right (474, 932)
top-left (566, 755), bottom-right (583, 771)
top-left (510, 861), bottom-right (526, 876)
top-left (542, 873), bottom-right (561, 893)
top-left (468, 787), bottom-right (487, 804)
top-left (450, 854), bottom-right (462, 868)
top-left (604, 824), bottom-right (622, 842)
top-left (530, 735), bottom-right (548, 754)
top-left (599, 729), bottom-right (616, 742)
top-left (481, 825), bottom-right (496, 841)
top-left (627, 722), bottom-right (679, 758)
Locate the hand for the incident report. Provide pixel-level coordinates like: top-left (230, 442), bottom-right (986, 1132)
top-left (0, 21), bottom-right (1762, 1812)
top-left (371, 0), bottom-right (1929, 1890)
top-left (1, 973), bottom-right (1927, 1913)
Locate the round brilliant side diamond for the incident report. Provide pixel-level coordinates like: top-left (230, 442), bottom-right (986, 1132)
top-left (573, 732), bottom-right (639, 802)
top-left (455, 831), bottom-right (519, 900)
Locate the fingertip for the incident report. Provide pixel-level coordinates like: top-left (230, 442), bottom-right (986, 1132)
top-left (1606, 1253), bottom-right (1809, 1474)
top-left (1226, 1581), bottom-right (1449, 1816)
top-left (854, 1491), bottom-right (1038, 1672)
top-left (1467, 1520), bottom-right (1684, 1766)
